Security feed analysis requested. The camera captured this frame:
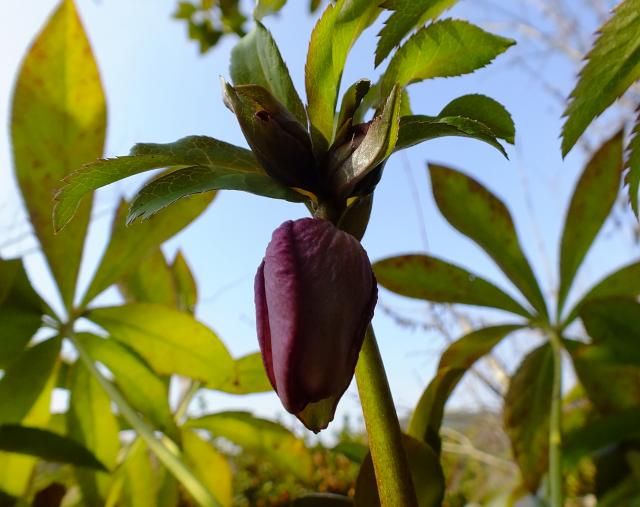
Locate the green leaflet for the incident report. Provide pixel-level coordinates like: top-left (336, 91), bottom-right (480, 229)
top-left (230, 21), bottom-right (306, 125)
top-left (0, 425), bottom-right (106, 471)
top-left (504, 343), bottom-right (554, 493)
top-left (88, 303), bottom-right (235, 389)
top-left (305, 0), bottom-right (381, 155)
top-left (375, 0), bottom-right (458, 65)
top-left (128, 164), bottom-right (305, 223)
top-left (429, 165), bottom-right (548, 319)
top-left (561, 0), bottom-right (640, 156)
top-left (378, 19), bottom-right (514, 103)
top-left (54, 136), bottom-right (258, 232)
top-left (12, 0), bottom-right (106, 308)
top-left (408, 326), bottom-right (522, 450)
top-left (626, 113), bottom-right (640, 215)
top-left (374, 255), bottom-right (531, 317)
top-left (557, 132), bottom-right (624, 314)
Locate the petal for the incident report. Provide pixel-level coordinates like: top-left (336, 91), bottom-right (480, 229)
top-left (254, 261), bottom-right (276, 391)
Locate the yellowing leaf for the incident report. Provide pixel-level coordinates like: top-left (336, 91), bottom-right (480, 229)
top-left (11, 0), bottom-right (106, 308)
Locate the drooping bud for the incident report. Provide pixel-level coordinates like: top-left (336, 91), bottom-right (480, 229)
top-left (254, 218), bottom-right (377, 432)
top-left (222, 82), bottom-right (316, 191)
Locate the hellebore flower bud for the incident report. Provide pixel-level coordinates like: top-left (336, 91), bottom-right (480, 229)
top-left (254, 218), bottom-right (377, 432)
top-left (222, 82), bottom-right (316, 191)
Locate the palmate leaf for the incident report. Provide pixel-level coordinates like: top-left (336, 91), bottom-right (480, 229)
top-left (378, 19), bottom-right (515, 103)
top-left (408, 325), bottom-right (522, 451)
top-left (88, 303), bottom-right (235, 389)
top-left (558, 132), bottom-right (624, 314)
top-left (12, 0), bottom-right (106, 308)
top-left (561, 0), bottom-right (640, 156)
top-left (53, 136), bottom-right (259, 232)
top-left (504, 343), bottom-right (554, 493)
top-left (0, 425), bottom-right (106, 471)
top-left (214, 352), bottom-right (273, 395)
top-left (305, 0), bottom-right (382, 155)
top-left (429, 165), bottom-right (548, 319)
top-left (230, 21), bottom-right (306, 125)
top-left (374, 255), bottom-right (531, 317)
top-left (375, 0), bottom-right (458, 66)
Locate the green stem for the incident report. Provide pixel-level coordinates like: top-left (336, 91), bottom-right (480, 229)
top-left (355, 325), bottom-right (418, 507)
top-left (69, 334), bottom-right (220, 507)
top-left (548, 330), bottom-right (564, 507)
top-left (175, 380), bottom-right (202, 424)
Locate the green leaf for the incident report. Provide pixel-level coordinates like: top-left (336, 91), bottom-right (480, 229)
top-left (118, 248), bottom-right (178, 308)
top-left (73, 333), bottom-right (177, 436)
top-left (439, 94), bottom-right (515, 144)
top-left (375, 0), bottom-right (458, 66)
top-left (128, 164), bottom-right (304, 223)
top-left (171, 251), bottom-right (198, 313)
top-left (53, 135), bottom-right (256, 232)
top-left (374, 255), bottom-right (531, 317)
top-left (337, 194), bottom-right (373, 241)
top-left (214, 352), bottom-right (273, 394)
top-left (558, 132), bottom-right (624, 314)
top-left (354, 433), bottom-right (444, 507)
top-left (626, 113), bottom-right (640, 215)
top-left (564, 408), bottom-right (640, 468)
top-left (429, 165), bottom-right (548, 319)
top-left (181, 429), bottom-right (232, 507)
top-left (379, 20), bottom-right (515, 102)
top-left (330, 85), bottom-right (402, 197)
top-left (333, 441), bottom-right (368, 463)
top-left (504, 343), bottom-right (554, 493)
top-left (0, 259), bottom-right (44, 369)
top-left (407, 325), bottom-right (522, 450)
top-left (11, 0), bottom-right (106, 308)
top-left (0, 337), bottom-right (60, 425)
top-left (305, 0), bottom-right (381, 154)
top-left (88, 303), bottom-right (234, 388)
top-left (120, 440), bottom-right (157, 507)
top-left (566, 339), bottom-right (640, 414)
top-left (230, 21), bottom-right (306, 125)
top-left (561, 0), bottom-right (640, 155)
top-left (67, 360), bottom-right (120, 505)
top-left (0, 425), bottom-right (106, 471)
top-left (580, 298), bottom-right (640, 365)
top-left (395, 115), bottom-right (508, 157)
top-left (254, 0), bottom-right (287, 19)
top-left (0, 361), bottom-right (57, 497)
top-left (186, 411), bottom-right (313, 481)
top-left (564, 261), bottom-right (640, 326)
top-left (82, 191), bottom-right (213, 305)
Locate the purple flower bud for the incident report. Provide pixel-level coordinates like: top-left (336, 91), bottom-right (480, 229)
top-left (254, 218), bottom-right (377, 432)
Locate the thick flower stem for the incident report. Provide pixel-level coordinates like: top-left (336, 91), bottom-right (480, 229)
top-left (355, 325), bottom-right (418, 506)
top-left (548, 330), bottom-right (564, 506)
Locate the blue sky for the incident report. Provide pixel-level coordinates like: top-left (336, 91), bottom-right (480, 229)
top-left (0, 0), bottom-right (634, 435)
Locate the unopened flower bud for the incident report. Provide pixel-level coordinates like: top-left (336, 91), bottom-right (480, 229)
top-left (254, 218), bottom-right (377, 432)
